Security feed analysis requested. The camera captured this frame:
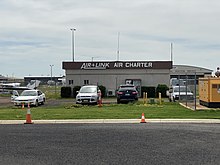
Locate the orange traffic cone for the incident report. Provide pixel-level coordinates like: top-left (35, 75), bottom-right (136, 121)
top-left (140, 113), bottom-right (146, 123)
top-left (98, 92), bottom-right (102, 107)
top-left (24, 103), bottom-right (33, 124)
top-left (22, 103), bottom-right (24, 110)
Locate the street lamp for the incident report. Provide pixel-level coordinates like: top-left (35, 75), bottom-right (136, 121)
top-left (70, 28), bottom-right (76, 61)
top-left (50, 65), bottom-right (54, 81)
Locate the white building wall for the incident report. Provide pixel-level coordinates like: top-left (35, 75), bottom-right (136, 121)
top-left (65, 68), bottom-right (170, 90)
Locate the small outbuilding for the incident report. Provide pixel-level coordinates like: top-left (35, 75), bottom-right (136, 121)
top-left (62, 61), bottom-right (172, 96)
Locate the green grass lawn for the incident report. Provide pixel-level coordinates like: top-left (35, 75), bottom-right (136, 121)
top-left (0, 102), bottom-right (220, 120)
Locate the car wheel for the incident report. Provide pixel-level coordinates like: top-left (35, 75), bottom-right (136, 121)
top-left (41, 98), bottom-right (45, 105)
top-left (117, 100), bottom-right (120, 104)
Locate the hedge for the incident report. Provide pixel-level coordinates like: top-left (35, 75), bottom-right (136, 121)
top-left (61, 87), bottom-right (72, 98)
top-left (156, 84), bottom-right (169, 97)
top-left (98, 85), bottom-right (106, 97)
top-left (141, 86), bottom-right (156, 98)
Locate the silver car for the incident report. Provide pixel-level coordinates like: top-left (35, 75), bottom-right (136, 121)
top-left (76, 85), bottom-right (101, 105)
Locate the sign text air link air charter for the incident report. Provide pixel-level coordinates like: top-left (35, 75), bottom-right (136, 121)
top-left (80, 62), bottom-right (153, 69)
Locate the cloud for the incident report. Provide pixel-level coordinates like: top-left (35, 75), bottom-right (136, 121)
top-left (0, 0), bottom-right (220, 77)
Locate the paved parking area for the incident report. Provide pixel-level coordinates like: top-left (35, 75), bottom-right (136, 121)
top-left (1, 96), bottom-right (219, 110)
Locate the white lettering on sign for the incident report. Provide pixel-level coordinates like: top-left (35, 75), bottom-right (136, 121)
top-left (80, 62), bottom-right (153, 69)
top-left (125, 62), bottom-right (153, 68)
top-left (114, 62), bottom-right (123, 67)
top-left (81, 63), bottom-right (110, 69)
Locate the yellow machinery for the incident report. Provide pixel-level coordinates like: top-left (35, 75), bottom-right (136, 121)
top-left (199, 77), bottom-right (220, 108)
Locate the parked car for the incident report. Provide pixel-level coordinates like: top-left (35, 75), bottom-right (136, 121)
top-left (167, 86), bottom-right (194, 102)
top-left (12, 89), bottom-right (46, 106)
top-left (76, 85), bottom-right (101, 105)
top-left (117, 87), bottom-right (138, 103)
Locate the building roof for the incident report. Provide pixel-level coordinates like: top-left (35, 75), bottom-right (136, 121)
top-left (0, 75), bottom-right (7, 80)
top-left (171, 65), bottom-right (212, 75)
top-left (24, 76), bottom-right (63, 78)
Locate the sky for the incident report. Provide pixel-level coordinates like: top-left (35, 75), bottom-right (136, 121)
top-left (0, 0), bottom-right (220, 78)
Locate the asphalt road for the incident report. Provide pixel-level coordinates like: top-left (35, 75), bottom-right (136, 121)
top-left (0, 124), bottom-right (219, 165)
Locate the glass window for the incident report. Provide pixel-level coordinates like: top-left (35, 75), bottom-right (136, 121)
top-left (173, 86), bottom-right (191, 92)
top-left (84, 80), bottom-right (89, 85)
top-left (80, 86), bottom-right (97, 93)
top-left (21, 90), bottom-right (37, 96)
top-left (69, 80), bottom-right (74, 85)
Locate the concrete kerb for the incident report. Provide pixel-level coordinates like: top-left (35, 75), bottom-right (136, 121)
top-left (0, 119), bottom-right (220, 124)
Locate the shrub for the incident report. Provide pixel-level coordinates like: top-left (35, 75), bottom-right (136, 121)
top-left (98, 85), bottom-right (106, 97)
top-left (156, 84), bottom-right (169, 97)
top-left (61, 87), bottom-right (72, 98)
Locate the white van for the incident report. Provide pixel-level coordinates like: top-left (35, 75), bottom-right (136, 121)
top-left (167, 86), bottom-right (194, 102)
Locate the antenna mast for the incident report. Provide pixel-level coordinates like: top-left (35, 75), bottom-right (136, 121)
top-left (117, 32), bottom-right (120, 61)
top-left (170, 43), bottom-right (173, 62)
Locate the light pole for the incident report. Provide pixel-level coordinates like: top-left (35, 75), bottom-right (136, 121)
top-left (50, 65), bottom-right (54, 81)
top-left (70, 28), bottom-right (76, 61)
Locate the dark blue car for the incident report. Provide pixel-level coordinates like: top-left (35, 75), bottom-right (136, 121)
top-left (117, 87), bottom-right (138, 104)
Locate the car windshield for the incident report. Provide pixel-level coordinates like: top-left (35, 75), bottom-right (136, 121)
top-left (20, 90), bottom-right (37, 96)
top-left (119, 85), bottom-right (135, 88)
top-left (80, 86), bottom-right (97, 93)
top-left (119, 88), bottom-right (137, 92)
top-left (119, 85), bottom-right (136, 91)
top-left (174, 87), bottom-right (191, 92)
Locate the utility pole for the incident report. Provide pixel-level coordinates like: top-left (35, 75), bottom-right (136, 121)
top-left (117, 32), bottom-right (120, 61)
top-left (50, 65), bottom-right (54, 81)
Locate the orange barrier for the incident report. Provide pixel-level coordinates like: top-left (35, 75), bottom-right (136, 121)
top-left (24, 103), bottom-right (33, 124)
top-left (140, 113), bottom-right (146, 123)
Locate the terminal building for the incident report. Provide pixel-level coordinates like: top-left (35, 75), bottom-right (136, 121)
top-left (62, 61), bottom-right (173, 87)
